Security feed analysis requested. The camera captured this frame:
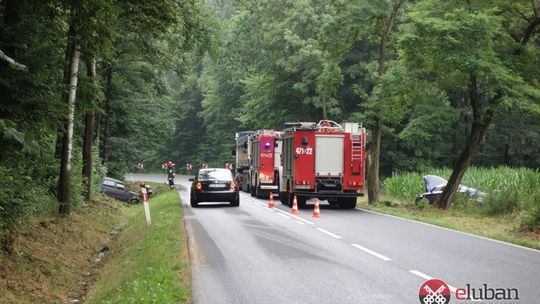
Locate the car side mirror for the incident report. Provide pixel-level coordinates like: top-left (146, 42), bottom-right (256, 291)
top-left (188, 178), bottom-right (194, 182)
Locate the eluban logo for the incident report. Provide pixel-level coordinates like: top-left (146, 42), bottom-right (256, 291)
top-left (419, 280), bottom-right (520, 303)
top-left (455, 284), bottom-right (519, 301)
top-left (419, 279), bottom-right (451, 304)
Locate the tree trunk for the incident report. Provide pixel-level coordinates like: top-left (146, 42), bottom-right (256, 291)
top-left (367, 0), bottom-right (405, 204)
top-left (57, 2), bottom-right (81, 214)
top-left (2, 0), bottom-right (20, 34)
top-left (503, 144), bottom-right (511, 166)
top-left (102, 63), bottom-right (112, 165)
top-left (94, 112), bottom-right (101, 147)
top-left (82, 58), bottom-right (96, 201)
top-left (367, 117), bottom-right (381, 203)
top-left (433, 74), bottom-right (498, 208)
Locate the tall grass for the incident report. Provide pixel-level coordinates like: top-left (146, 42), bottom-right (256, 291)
top-left (383, 166), bottom-right (540, 230)
top-left (384, 166), bottom-right (540, 201)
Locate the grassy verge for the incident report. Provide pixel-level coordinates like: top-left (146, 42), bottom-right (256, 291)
top-left (85, 188), bottom-right (190, 303)
top-left (358, 196), bottom-right (540, 250)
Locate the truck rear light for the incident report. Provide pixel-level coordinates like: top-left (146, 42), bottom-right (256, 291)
top-left (348, 181), bottom-right (361, 186)
top-left (259, 173), bottom-right (273, 183)
top-left (196, 181), bottom-right (202, 191)
top-left (294, 180), bottom-right (311, 189)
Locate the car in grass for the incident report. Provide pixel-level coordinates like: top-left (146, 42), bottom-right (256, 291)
top-left (101, 177), bottom-right (140, 204)
top-left (415, 175), bottom-right (486, 204)
top-left (189, 168), bottom-right (239, 207)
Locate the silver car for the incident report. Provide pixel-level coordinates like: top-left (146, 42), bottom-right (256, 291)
top-left (415, 175), bottom-right (486, 204)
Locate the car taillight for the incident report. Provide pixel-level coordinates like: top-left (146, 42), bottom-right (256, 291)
top-left (230, 181), bottom-right (237, 190)
top-left (196, 181), bottom-right (202, 191)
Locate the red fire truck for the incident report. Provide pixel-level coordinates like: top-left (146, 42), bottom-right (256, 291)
top-left (279, 120), bottom-right (366, 209)
top-left (235, 130), bottom-right (282, 198)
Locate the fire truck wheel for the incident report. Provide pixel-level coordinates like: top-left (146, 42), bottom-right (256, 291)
top-left (338, 197), bottom-right (357, 209)
top-left (297, 197), bottom-right (307, 209)
top-left (280, 192), bottom-right (293, 206)
top-left (279, 192), bottom-right (288, 205)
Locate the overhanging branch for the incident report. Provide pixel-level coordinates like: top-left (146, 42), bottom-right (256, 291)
top-left (0, 49), bottom-right (28, 72)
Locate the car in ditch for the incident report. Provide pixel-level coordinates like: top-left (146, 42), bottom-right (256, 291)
top-left (189, 168), bottom-right (239, 207)
top-left (101, 177), bottom-right (140, 204)
top-left (415, 175), bottom-right (486, 204)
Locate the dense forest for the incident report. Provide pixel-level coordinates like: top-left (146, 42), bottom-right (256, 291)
top-left (1, 0), bottom-right (539, 251)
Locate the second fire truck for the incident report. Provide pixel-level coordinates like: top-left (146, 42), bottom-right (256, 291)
top-left (234, 130), bottom-right (282, 198)
top-left (279, 120), bottom-right (367, 209)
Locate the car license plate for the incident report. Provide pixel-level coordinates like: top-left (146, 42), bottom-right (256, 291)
top-left (209, 184), bottom-right (225, 188)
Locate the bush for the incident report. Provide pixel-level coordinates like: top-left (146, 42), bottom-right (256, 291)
top-left (483, 189), bottom-right (520, 215)
top-left (0, 163), bottom-right (57, 253)
top-left (0, 138), bottom-right (107, 253)
top-left (517, 188), bottom-right (540, 231)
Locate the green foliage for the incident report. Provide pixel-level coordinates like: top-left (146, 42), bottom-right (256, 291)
top-left (0, 0), bottom-right (216, 252)
top-left (517, 188), bottom-right (540, 231)
top-left (0, 119), bottom-right (40, 154)
top-left (483, 189), bottom-right (520, 215)
top-left (0, 140), bottom-right (59, 242)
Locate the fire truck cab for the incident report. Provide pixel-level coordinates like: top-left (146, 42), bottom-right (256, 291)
top-left (279, 120), bottom-right (366, 209)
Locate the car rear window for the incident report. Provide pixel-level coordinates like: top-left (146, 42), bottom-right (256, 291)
top-left (198, 170), bottom-right (232, 181)
top-left (103, 180), bottom-right (115, 187)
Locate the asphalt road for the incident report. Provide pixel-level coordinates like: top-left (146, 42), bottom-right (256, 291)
top-left (129, 174), bottom-right (540, 304)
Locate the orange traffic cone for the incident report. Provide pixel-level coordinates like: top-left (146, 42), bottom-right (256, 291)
top-left (291, 196), bottom-right (299, 214)
top-left (312, 198), bottom-right (321, 218)
top-left (268, 192), bottom-right (275, 208)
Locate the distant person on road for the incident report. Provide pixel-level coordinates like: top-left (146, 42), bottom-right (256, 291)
top-left (166, 160), bottom-right (175, 188)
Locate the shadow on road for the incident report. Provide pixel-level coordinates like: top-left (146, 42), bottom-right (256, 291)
top-left (192, 203), bottom-right (235, 208)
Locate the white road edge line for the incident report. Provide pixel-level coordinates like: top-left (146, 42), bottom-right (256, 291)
top-left (316, 228), bottom-right (342, 239)
top-left (295, 220), bottom-right (305, 225)
top-left (357, 208), bottom-right (540, 253)
top-left (351, 243), bottom-right (391, 261)
top-left (409, 270), bottom-right (457, 293)
top-left (277, 213), bottom-right (290, 219)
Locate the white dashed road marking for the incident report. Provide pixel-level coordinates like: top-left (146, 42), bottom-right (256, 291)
top-left (351, 243), bottom-right (392, 261)
top-left (316, 227), bottom-right (342, 239)
top-left (410, 270), bottom-right (457, 293)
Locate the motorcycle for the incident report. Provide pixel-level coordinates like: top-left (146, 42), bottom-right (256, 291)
top-left (167, 168), bottom-right (175, 188)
